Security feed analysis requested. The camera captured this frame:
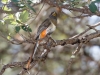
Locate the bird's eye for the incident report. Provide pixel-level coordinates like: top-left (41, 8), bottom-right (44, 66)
top-left (52, 12), bottom-right (57, 16)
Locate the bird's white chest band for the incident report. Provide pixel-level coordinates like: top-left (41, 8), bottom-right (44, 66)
top-left (46, 23), bottom-right (56, 34)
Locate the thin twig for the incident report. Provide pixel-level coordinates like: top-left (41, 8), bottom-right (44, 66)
top-left (66, 43), bottom-right (83, 75)
top-left (29, 1), bottom-right (45, 25)
top-left (71, 22), bottom-right (100, 38)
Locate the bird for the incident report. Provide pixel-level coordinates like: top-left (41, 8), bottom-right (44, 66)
top-left (25, 11), bottom-right (57, 70)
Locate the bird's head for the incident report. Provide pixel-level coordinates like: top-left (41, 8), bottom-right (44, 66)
top-left (49, 11), bottom-right (57, 25)
top-left (50, 11), bottom-right (57, 19)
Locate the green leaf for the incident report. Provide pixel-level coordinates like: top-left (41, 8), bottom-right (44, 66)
top-left (21, 25), bottom-right (32, 32)
top-left (7, 35), bottom-right (11, 40)
top-left (27, 5), bottom-right (36, 13)
top-left (10, 20), bottom-right (15, 25)
top-left (95, 0), bottom-right (100, 2)
top-left (21, 25), bottom-right (27, 31)
top-left (2, 0), bottom-right (9, 4)
top-left (3, 6), bottom-right (11, 11)
top-left (7, 33), bottom-right (11, 40)
top-left (4, 19), bottom-right (14, 24)
top-left (11, 0), bottom-right (19, 2)
top-left (89, 2), bottom-right (98, 13)
top-left (8, 14), bottom-right (14, 19)
top-left (27, 27), bottom-right (32, 32)
top-left (16, 20), bottom-right (21, 23)
top-left (15, 26), bottom-right (20, 33)
top-left (27, 0), bottom-right (32, 5)
top-left (19, 10), bottom-right (29, 22)
top-left (0, 21), bottom-right (4, 25)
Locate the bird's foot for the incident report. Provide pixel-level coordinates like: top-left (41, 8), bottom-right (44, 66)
top-left (49, 36), bottom-right (57, 45)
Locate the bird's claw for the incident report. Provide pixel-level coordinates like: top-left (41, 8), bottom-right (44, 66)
top-left (52, 39), bottom-right (57, 45)
top-left (49, 36), bottom-right (57, 45)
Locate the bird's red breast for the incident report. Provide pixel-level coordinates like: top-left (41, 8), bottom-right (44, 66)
top-left (40, 29), bottom-right (47, 39)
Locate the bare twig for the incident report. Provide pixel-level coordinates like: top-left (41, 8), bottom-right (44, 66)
top-left (66, 43), bottom-right (83, 75)
top-left (29, 1), bottom-right (45, 25)
top-left (71, 22), bottom-right (100, 38)
top-left (0, 61), bottom-right (27, 75)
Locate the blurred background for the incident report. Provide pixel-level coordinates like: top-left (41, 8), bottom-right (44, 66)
top-left (0, 0), bottom-right (100, 75)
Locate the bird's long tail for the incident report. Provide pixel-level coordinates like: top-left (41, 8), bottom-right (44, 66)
top-left (25, 41), bottom-right (39, 69)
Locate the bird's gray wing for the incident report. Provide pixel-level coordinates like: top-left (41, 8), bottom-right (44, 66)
top-left (35, 18), bottom-right (51, 40)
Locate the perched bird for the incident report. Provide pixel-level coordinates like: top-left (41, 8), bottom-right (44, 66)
top-left (25, 11), bottom-right (57, 69)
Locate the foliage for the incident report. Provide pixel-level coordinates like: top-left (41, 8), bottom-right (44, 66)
top-left (0, 0), bottom-right (100, 75)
